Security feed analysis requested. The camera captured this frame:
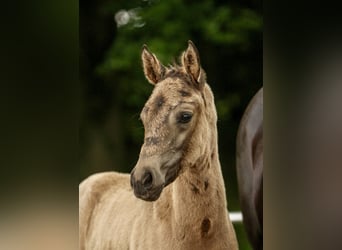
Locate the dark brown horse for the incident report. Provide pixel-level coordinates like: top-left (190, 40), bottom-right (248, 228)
top-left (236, 88), bottom-right (263, 250)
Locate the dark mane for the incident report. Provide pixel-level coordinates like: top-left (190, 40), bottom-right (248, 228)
top-left (161, 63), bottom-right (201, 87)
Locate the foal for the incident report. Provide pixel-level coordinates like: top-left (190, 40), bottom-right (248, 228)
top-left (79, 41), bottom-right (238, 250)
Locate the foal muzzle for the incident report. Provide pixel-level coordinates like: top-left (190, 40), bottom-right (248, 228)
top-left (130, 167), bottom-right (164, 202)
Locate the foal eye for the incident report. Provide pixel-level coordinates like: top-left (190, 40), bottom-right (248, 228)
top-left (178, 112), bottom-right (193, 124)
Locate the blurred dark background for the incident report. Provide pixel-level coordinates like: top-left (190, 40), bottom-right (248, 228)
top-left (3, 1), bottom-right (342, 250)
top-left (80, 0), bottom-right (262, 249)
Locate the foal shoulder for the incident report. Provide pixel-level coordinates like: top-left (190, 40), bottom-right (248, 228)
top-left (79, 171), bottom-right (130, 249)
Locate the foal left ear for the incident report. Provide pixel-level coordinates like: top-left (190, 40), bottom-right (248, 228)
top-left (182, 40), bottom-right (204, 90)
top-left (141, 44), bottom-right (165, 85)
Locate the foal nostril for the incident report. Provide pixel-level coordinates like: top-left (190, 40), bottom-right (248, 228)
top-left (130, 169), bottom-right (136, 188)
top-left (130, 174), bottom-right (134, 188)
top-left (141, 171), bottom-right (153, 189)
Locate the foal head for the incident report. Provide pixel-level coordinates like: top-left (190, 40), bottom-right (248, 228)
top-left (130, 41), bottom-right (210, 201)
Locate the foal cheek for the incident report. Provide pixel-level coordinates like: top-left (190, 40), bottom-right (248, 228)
top-left (173, 130), bottom-right (189, 149)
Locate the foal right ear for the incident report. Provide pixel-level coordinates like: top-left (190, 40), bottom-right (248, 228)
top-left (141, 45), bottom-right (165, 85)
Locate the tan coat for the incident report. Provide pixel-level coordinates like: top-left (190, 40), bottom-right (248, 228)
top-left (79, 41), bottom-right (238, 250)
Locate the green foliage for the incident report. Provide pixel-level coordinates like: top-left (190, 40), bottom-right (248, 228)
top-left (92, 0), bottom-right (262, 139)
top-left (203, 7), bottom-right (262, 47)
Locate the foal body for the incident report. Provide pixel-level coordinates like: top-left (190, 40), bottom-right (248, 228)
top-left (79, 41), bottom-right (238, 250)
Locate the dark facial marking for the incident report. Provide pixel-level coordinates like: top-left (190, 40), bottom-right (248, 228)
top-left (204, 180), bottom-right (209, 191)
top-left (201, 218), bottom-right (211, 237)
top-left (154, 94), bottom-right (165, 110)
top-left (190, 183), bottom-right (200, 194)
top-left (145, 136), bottom-right (160, 146)
top-left (190, 164), bottom-right (197, 169)
top-left (178, 90), bottom-right (191, 97)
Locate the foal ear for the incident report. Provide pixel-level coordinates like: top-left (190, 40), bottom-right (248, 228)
top-left (141, 45), bottom-right (165, 85)
top-left (182, 40), bottom-right (203, 89)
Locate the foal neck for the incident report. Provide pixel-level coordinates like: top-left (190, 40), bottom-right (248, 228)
top-left (162, 84), bottom-right (228, 229)
top-left (176, 83), bottom-right (226, 208)
top-left (169, 130), bottom-right (229, 243)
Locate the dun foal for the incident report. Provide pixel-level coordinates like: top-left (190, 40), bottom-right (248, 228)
top-left (79, 41), bottom-right (238, 250)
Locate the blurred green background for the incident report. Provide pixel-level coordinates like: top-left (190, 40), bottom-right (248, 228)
top-left (80, 0), bottom-right (262, 249)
